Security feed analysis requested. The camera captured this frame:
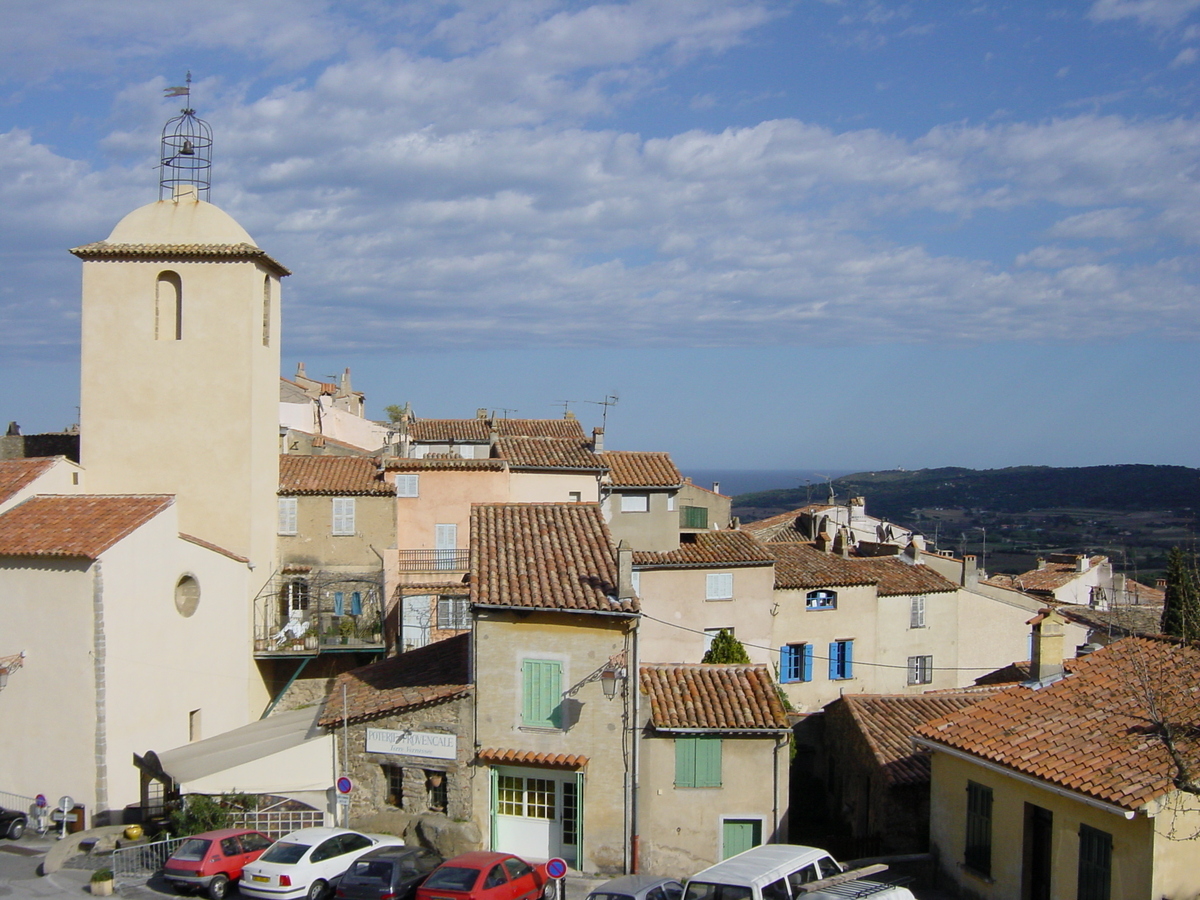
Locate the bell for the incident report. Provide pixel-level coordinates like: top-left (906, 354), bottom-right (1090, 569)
top-left (180, 139), bottom-right (195, 156)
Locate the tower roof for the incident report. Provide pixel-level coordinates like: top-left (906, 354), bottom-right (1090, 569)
top-left (106, 191), bottom-right (255, 245)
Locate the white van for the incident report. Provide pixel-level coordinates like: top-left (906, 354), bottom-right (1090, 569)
top-left (682, 845), bottom-right (915, 900)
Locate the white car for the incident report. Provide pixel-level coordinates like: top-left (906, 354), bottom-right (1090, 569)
top-left (240, 827), bottom-right (405, 900)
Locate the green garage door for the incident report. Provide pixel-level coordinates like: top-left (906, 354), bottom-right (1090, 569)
top-left (722, 819), bottom-right (762, 859)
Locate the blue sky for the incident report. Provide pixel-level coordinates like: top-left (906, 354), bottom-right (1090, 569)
top-left (1, 0), bottom-right (1198, 474)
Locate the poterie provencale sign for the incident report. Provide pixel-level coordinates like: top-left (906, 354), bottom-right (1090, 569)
top-left (365, 728), bottom-right (457, 760)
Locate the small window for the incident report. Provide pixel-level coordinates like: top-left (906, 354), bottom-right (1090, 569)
top-left (829, 639), bottom-right (853, 680)
top-left (189, 708), bottom-right (201, 742)
top-left (631, 570), bottom-right (641, 595)
top-left (1078, 824), bottom-right (1112, 900)
top-left (907, 655), bottom-right (933, 685)
top-left (174, 574), bottom-right (200, 617)
top-left (155, 271), bottom-right (182, 341)
top-left (703, 628), bottom-right (727, 654)
top-left (780, 643), bottom-right (813, 683)
top-left (621, 492), bottom-right (650, 512)
top-left (675, 737), bottom-right (722, 788)
top-left (806, 589), bottom-right (837, 610)
top-left (278, 497), bottom-right (298, 535)
top-left (667, 494), bottom-right (676, 512)
top-left (437, 596), bottom-right (470, 630)
top-left (965, 780), bottom-right (993, 877)
top-left (568, 491), bottom-right (582, 503)
top-left (396, 474), bottom-right (419, 497)
top-left (425, 770), bottom-right (447, 812)
top-left (383, 764), bottom-right (404, 807)
top-left (910, 595), bottom-right (926, 628)
top-left (706, 572), bottom-right (733, 600)
top-left (332, 497), bottom-right (355, 535)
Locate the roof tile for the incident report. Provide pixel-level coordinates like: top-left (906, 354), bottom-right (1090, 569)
top-left (0, 458), bottom-right (56, 505)
top-left (494, 437), bottom-right (603, 470)
top-left (633, 530), bottom-right (774, 568)
top-left (600, 451), bottom-right (682, 488)
top-left (279, 455), bottom-right (393, 495)
top-left (640, 664), bottom-right (790, 730)
top-left (0, 495), bottom-right (174, 559)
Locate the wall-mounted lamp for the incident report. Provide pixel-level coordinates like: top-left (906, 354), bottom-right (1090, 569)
top-left (600, 667), bottom-right (621, 700)
top-left (0, 651), bottom-right (25, 691)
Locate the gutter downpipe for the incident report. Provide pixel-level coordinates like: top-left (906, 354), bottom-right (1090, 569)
top-left (629, 618), bottom-right (640, 873)
top-left (93, 560), bottom-right (109, 821)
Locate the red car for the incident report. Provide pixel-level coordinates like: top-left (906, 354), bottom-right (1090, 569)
top-left (163, 827), bottom-right (275, 899)
top-left (415, 852), bottom-right (559, 900)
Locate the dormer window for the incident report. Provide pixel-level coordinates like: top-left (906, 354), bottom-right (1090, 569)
top-left (806, 589), bottom-right (837, 610)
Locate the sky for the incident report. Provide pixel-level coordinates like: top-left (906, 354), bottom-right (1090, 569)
top-left (1, 0), bottom-right (1199, 475)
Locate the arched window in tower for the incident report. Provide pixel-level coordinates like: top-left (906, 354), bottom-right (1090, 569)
top-left (155, 271), bottom-right (182, 341)
top-left (262, 275), bottom-right (272, 347)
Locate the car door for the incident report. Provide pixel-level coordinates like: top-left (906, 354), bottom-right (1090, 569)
top-left (481, 862), bottom-right (513, 900)
top-left (310, 835), bottom-right (348, 883)
top-left (218, 836), bottom-right (243, 879)
top-left (501, 858), bottom-right (541, 900)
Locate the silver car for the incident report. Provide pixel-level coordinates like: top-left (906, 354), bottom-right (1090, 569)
top-left (587, 875), bottom-right (684, 900)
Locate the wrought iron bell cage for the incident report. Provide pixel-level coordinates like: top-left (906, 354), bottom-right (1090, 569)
top-left (159, 106), bottom-right (212, 201)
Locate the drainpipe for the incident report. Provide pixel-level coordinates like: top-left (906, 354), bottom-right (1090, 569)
top-left (93, 560), bottom-right (108, 821)
top-left (629, 620), bottom-right (640, 873)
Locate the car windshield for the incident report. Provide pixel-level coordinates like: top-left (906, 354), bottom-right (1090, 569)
top-left (260, 842), bottom-right (311, 864)
top-left (172, 839), bottom-right (212, 862)
top-left (424, 866), bottom-right (480, 891)
top-left (348, 860), bottom-right (395, 882)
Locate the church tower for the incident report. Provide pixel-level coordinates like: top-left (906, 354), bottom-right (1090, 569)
top-left (71, 86), bottom-right (286, 575)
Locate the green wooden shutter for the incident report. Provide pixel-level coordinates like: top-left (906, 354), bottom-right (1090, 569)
top-left (675, 738), bottom-right (696, 787)
top-left (522, 660), bottom-right (562, 727)
top-left (696, 738), bottom-right (722, 787)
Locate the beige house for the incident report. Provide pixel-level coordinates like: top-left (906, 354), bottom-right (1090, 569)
top-left (916, 627), bottom-right (1200, 900)
top-left (637, 664), bottom-right (791, 874)
top-left (600, 451), bottom-right (685, 553)
top-left (0, 494), bottom-right (254, 823)
top-left (470, 503), bottom-right (638, 875)
top-left (0, 456), bottom-right (83, 514)
top-left (985, 553), bottom-right (1115, 607)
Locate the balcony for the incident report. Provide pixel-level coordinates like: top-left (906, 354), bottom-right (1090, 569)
top-left (396, 549), bottom-right (470, 573)
top-left (680, 505), bottom-right (709, 529)
top-left (254, 569), bottom-right (385, 657)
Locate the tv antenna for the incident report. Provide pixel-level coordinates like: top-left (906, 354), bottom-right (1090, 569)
top-left (583, 393), bottom-right (620, 430)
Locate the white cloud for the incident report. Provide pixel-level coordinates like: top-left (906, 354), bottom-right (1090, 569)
top-left (1088, 0), bottom-right (1200, 29)
top-left (1171, 46), bottom-right (1200, 65)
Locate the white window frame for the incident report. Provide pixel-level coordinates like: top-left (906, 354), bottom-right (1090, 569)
top-left (910, 595), bottom-right (927, 628)
top-left (907, 655), bottom-right (933, 685)
top-left (332, 497), bottom-right (356, 535)
top-left (395, 474), bottom-right (419, 497)
top-left (706, 572), bottom-right (734, 601)
top-left (277, 497), bottom-right (298, 535)
top-left (631, 571), bottom-right (641, 595)
top-left (667, 494), bottom-right (676, 511)
top-left (621, 492), bottom-right (650, 513)
top-left (703, 627), bottom-right (729, 654)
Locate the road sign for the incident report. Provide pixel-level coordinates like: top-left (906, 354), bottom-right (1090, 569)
top-left (35, 794), bottom-right (46, 808)
top-left (336, 776), bottom-right (353, 794)
top-left (546, 858), bottom-right (568, 879)
top-left (58, 796), bottom-right (74, 812)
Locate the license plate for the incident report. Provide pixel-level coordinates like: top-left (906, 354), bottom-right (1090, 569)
top-left (252, 876), bottom-right (270, 883)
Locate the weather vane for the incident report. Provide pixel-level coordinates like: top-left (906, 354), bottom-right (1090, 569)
top-left (159, 71), bottom-right (212, 201)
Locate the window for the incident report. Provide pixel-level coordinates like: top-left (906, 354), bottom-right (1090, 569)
top-left (332, 497), bottom-right (355, 534)
top-left (675, 737), bottom-right (722, 788)
top-left (907, 655), bottom-right (933, 685)
top-left (435, 523), bottom-right (458, 569)
top-left (384, 765), bottom-right (404, 807)
top-left (1077, 825), bottom-right (1112, 900)
top-left (631, 571), bottom-right (641, 595)
top-left (562, 779), bottom-right (578, 847)
top-left (437, 596), bottom-right (470, 629)
top-left (525, 778), bottom-right (556, 819)
top-left (806, 590), bottom-right (837, 610)
top-left (497, 775), bottom-right (524, 815)
top-left (155, 271), bottom-right (182, 341)
top-left (284, 579), bottom-right (309, 613)
top-left (621, 492), bottom-right (650, 513)
top-left (484, 866), bottom-right (507, 890)
top-left (174, 575), bottom-right (200, 617)
top-left (829, 640), bottom-right (853, 680)
top-left (706, 573), bottom-right (734, 600)
top-left (425, 770), bottom-right (447, 812)
top-left (965, 781), bottom-right (993, 877)
top-left (396, 474), bottom-right (419, 497)
top-left (681, 505), bottom-right (709, 529)
top-left (521, 659), bottom-right (562, 728)
top-left (667, 494), bottom-right (676, 512)
top-left (262, 276), bottom-right (272, 347)
top-left (568, 491), bottom-right (582, 503)
top-left (278, 497), bottom-right (297, 535)
top-left (910, 595), bottom-right (926, 628)
top-left (189, 708), bottom-right (201, 742)
top-left (780, 643), bottom-right (813, 683)
top-left (703, 628), bottom-right (727, 654)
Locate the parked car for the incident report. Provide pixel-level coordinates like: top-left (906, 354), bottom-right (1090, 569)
top-left (0, 806), bottom-right (27, 840)
top-left (335, 845), bottom-right (444, 900)
top-left (586, 875), bottom-right (683, 900)
top-left (240, 828), bottom-right (405, 900)
top-left (683, 844), bottom-right (915, 900)
top-left (163, 828), bottom-right (275, 899)
top-left (415, 851), bottom-right (559, 900)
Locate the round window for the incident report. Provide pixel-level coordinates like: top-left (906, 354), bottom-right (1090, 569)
top-left (175, 575), bottom-right (200, 617)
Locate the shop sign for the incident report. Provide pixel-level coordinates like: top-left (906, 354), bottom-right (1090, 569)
top-left (365, 728), bottom-right (457, 760)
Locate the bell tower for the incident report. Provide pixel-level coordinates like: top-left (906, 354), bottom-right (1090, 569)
top-left (72, 79), bottom-right (287, 574)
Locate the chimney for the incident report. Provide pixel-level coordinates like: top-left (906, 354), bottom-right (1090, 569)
top-left (815, 531), bottom-right (832, 553)
top-left (1036, 557), bottom-right (1047, 571)
top-left (833, 527), bottom-right (852, 559)
top-left (712, 481), bottom-right (720, 495)
top-left (1076, 555), bottom-right (1090, 573)
top-left (565, 410), bottom-right (576, 420)
top-left (962, 554), bottom-right (979, 589)
top-left (905, 539), bottom-right (922, 565)
top-left (617, 541), bottom-right (634, 600)
top-left (1028, 608), bottom-right (1066, 683)
top-left (1157, 578), bottom-right (1168, 590)
top-left (476, 408), bottom-right (488, 419)
top-left (592, 427), bottom-right (604, 453)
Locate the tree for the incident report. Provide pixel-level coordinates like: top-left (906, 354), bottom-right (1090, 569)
top-left (702, 629), bottom-right (751, 664)
top-left (1160, 547), bottom-right (1200, 642)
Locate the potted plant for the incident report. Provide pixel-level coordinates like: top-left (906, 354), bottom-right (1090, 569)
top-left (91, 868), bottom-right (114, 896)
top-left (338, 618), bottom-right (355, 645)
top-left (302, 624), bottom-right (319, 651)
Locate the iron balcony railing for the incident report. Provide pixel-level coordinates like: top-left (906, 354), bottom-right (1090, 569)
top-left (396, 549), bottom-right (470, 572)
top-left (253, 570), bottom-right (385, 655)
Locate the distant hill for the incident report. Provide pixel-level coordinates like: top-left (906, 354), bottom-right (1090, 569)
top-left (735, 465), bottom-right (1200, 523)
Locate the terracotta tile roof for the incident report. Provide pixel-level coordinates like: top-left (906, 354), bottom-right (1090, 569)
top-left (640, 664), bottom-right (790, 731)
top-left (600, 451), bottom-right (682, 488)
top-left (70, 241), bottom-right (290, 276)
top-left (0, 458), bottom-right (56, 504)
top-left (386, 458), bottom-right (506, 472)
top-left (633, 530), bottom-right (774, 569)
top-left (741, 507), bottom-right (824, 542)
top-left (470, 503), bottom-right (637, 614)
top-left (476, 749), bottom-right (588, 769)
top-left (408, 419), bottom-right (491, 442)
top-left (179, 533), bottom-right (249, 564)
top-left (984, 555), bottom-right (1108, 595)
top-left (1057, 604), bottom-right (1164, 641)
top-left (916, 636), bottom-right (1200, 811)
top-left (494, 437), bottom-right (603, 470)
top-left (493, 418), bottom-right (586, 440)
top-left (0, 495), bottom-right (174, 559)
top-left (395, 581), bottom-right (469, 595)
top-left (319, 633), bottom-right (472, 725)
top-left (858, 557), bottom-right (958, 596)
top-left (279, 455), bottom-right (393, 495)
top-left (286, 428), bottom-right (378, 454)
top-left (765, 542), bottom-right (877, 589)
top-left (834, 693), bottom-right (994, 786)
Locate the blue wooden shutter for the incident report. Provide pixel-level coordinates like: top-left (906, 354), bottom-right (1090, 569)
top-left (828, 642), bottom-right (838, 680)
top-left (333, 591), bottom-right (344, 616)
top-left (780, 646), bottom-right (796, 683)
top-left (844, 640), bottom-right (854, 678)
top-left (801, 643), bottom-right (814, 682)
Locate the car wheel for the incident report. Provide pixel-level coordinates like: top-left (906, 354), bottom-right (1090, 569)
top-left (208, 875), bottom-right (230, 900)
top-left (307, 879), bottom-right (328, 900)
top-left (542, 879), bottom-right (559, 900)
top-left (6, 818), bottom-right (25, 840)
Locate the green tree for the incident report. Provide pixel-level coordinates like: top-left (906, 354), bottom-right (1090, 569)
top-left (384, 403), bottom-right (411, 425)
top-left (702, 629), bottom-right (751, 664)
top-left (1160, 546), bottom-right (1200, 642)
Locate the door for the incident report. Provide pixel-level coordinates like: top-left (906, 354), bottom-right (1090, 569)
top-left (721, 819), bottom-right (762, 859)
top-left (435, 524), bottom-right (457, 570)
top-left (401, 595), bottom-right (432, 650)
top-left (1022, 803), bottom-right (1052, 900)
top-left (492, 767), bottom-right (577, 864)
